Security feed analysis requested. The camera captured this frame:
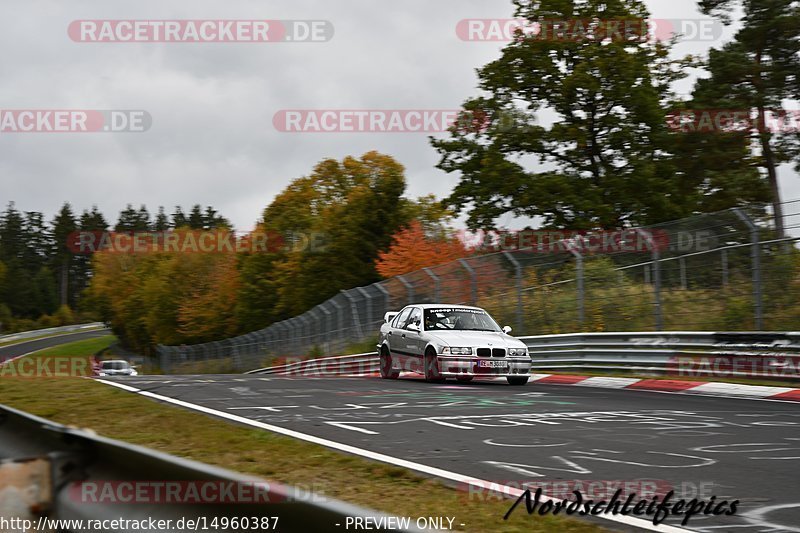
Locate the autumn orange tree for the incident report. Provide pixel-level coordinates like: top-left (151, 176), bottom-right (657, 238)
top-left (376, 220), bottom-right (468, 277)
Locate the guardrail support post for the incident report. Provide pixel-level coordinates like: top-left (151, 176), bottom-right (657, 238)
top-left (458, 259), bottom-right (478, 305)
top-left (733, 208), bottom-right (763, 329)
top-left (503, 251), bottom-right (524, 332)
top-left (423, 267), bottom-right (441, 302)
top-left (636, 229), bottom-right (663, 331)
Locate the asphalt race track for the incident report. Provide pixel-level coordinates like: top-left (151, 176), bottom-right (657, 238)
top-left (0, 328), bottom-right (111, 360)
top-left (97, 373), bottom-right (800, 532)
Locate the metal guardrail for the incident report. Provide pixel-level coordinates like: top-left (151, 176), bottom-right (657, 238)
top-left (0, 322), bottom-right (106, 343)
top-left (0, 403), bottom-right (420, 532)
top-left (248, 331), bottom-right (800, 380)
top-left (521, 330), bottom-right (800, 379)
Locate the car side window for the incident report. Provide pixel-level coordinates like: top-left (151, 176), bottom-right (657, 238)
top-left (392, 308), bottom-right (411, 329)
top-left (405, 308), bottom-right (422, 329)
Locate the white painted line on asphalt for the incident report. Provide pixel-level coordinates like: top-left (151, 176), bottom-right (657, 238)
top-left (96, 379), bottom-right (692, 533)
top-left (685, 382), bottom-right (796, 398)
top-left (574, 377), bottom-right (641, 389)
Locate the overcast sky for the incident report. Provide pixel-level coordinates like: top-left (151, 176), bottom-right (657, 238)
top-left (1, 0), bottom-right (797, 232)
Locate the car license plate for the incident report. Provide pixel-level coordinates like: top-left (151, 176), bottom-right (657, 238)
top-left (478, 360), bottom-right (508, 368)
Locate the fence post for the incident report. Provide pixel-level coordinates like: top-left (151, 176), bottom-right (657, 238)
top-left (397, 275), bottom-right (414, 304)
top-left (635, 229), bottom-right (663, 331)
top-left (330, 298), bottom-right (345, 352)
top-left (721, 249), bottom-right (728, 287)
top-left (733, 208), bottom-right (763, 329)
top-left (679, 257), bottom-right (687, 290)
top-left (342, 289), bottom-right (364, 340)
top-left (374, 282), bottom-right (390, 317)
top-left (356, 286), bottom-right (374, 332)
top-left (298, 317), bottom-right (311, 356)
top-left (157, 345), bottom-right (171, 373)
top-left (563, 239), bottom-right (584, 329)
top-left (423, 268), bottom-right (441, 302)
top-left (458, 258), bottom-right (477, 305)
top-left (308, 309), bottom-right (321, 349)
top-left (319, 303), bottom-right (332, 354)
top-left (502, 251), bottom-right (524, 332)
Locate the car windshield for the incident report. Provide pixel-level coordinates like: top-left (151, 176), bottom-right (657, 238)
top-left (102, 361), bottom-right (128, 370)
top-left (424, 308), bottom-right (501, 332)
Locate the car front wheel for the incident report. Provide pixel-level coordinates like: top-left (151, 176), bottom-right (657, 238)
top-left (380, 347), bottom-right (400, 379)
top-left (507, 376), bottom-right (529, 386)
top-left (424, 349), bottom-right (445, 383)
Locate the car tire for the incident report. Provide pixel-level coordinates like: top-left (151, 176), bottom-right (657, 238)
top-left (380, 347), bottom-right (400, 379)
top-left (507, 376), bottom-right (529, 386)
top-left (456, 376), bottom-right (474, 383)
top-left (424, 349), bottom-right (445, 383)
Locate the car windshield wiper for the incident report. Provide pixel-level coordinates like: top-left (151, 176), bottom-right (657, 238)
top-left (460, 328), bottom-right (497, 332)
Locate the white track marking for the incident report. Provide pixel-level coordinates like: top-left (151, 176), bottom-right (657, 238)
top-left (97, 379), bottom-right (692, 532)
top-left (574, 377), bottom-right (642, 388)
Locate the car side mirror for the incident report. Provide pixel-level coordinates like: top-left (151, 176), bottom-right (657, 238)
top-left (502, 326), bottom-right (512, 334)
top-left (407, 323), bottom-right (420, 332)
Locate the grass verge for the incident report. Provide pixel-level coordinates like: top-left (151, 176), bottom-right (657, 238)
top-left (0, 326), bottom-right (106, 349)
top-left (0, 336), bottom-right (607, 533)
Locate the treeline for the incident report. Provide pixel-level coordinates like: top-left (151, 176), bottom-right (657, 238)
top-left (83, 152), bottom-right (459, 354)
top-left (0, 202), bottom-right (231, 333)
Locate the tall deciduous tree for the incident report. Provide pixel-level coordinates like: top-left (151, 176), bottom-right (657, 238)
top-left (698, 0), bottom-right (800, 236)
top-left (237, 151), bottom-right (410, 323)
top-left (433, 0), bottom-right (693, 229)
top-left (376, 220), bottom-right (468, 277)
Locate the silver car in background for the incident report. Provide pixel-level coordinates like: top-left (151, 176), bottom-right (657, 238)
top-left (95, 359), bottom-right (138, 377)
top-left (377, 304), bottom-right (532, 385)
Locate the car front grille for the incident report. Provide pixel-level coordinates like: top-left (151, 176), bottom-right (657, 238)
top-left (476, 348), bottom-right (506, 357)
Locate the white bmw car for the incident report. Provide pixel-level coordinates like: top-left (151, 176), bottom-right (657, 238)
top-left (377, 304), bottom-right (532, 385)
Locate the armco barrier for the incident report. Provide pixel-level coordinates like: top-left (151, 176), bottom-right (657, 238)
top-left (248, 331), bottom-right (800, 381)
top-left (0, 403), bottom-right (421, 532)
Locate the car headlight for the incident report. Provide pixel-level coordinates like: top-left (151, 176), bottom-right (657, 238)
top-left (441, 347), bottom-right (472, 355)
top-left (508, 348), bottom-right (528, 356)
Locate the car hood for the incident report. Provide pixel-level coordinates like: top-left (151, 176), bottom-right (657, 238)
top-left (426, 330), bottom-right (526, 349)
